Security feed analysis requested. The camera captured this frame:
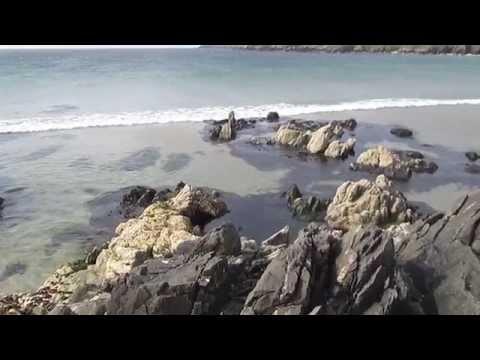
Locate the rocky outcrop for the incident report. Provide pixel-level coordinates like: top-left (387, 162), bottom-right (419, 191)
top-left (52, 223), bottom-right (286, 315)
top-left (396, 191), bottom-right (480, 314)
top-left (241, 224), bottom-right (421, 315)
top-left (273, 120), bottom-right (357, 159)
top-left (326, 175), bottom-right (414, 231)
top-left (95, 184), bottom-right (228, 279)
top-left (306, 123), bottom-right (344, 154)
top-left (8, 175), bottom-right (480, 316)
top-left (351, 145), bottom-right (438, 181)
top-left (207, 112), bottom-right (259, 142)
top-left (285, 184), bottom-right (331, 222)
top-left (0, 184), bottom-right (228, 315)
top-left (208, 45), bottom-right (480, 56)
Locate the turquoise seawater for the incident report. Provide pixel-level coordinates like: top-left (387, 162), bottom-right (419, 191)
top-left (1, 48), bottom-right (480, 132)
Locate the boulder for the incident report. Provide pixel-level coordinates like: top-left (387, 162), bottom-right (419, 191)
top-left (306, 123), bottom-right (343, 154)
top-left (266, 112), bottom-right (280, 123)
top-left (324, 138), bottom-right (356, 159)
top-left (326, 175), bottom-right (413, 231)
top-left (351, 145), bottom-right (438, 181)
top-left (274, 125), bottom-right (307, 148)
top-left (391, 128), bottom-right (413, 138)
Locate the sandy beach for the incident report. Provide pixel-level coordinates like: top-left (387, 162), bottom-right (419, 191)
top-left (1, 104), bottom-right (480, 294)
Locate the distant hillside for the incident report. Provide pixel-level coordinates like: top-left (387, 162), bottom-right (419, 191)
top-left (203, 45), bottom-right (480, 55)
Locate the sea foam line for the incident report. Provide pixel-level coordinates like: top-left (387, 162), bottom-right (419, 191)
top-left (1, 97), bottom-right (480, 134)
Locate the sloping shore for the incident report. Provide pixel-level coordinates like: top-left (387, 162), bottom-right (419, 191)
top-left (204, 45), bottom-right (480, 55)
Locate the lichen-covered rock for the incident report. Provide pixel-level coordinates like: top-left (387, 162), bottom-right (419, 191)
top-left (274, 125), bottom-right (307, 148)
top-left (306, 123), bottom-right (343, 154)
top-left (273, 120), bottom-right (356, 159)
top-left (351, 145), bottom-right (438, 181)
top-left (326, 175), bottom-right (413, 231)
top-left (95, 184), bottom-right (228, 279)
top-left (324, 138), bottom-right (356, 159)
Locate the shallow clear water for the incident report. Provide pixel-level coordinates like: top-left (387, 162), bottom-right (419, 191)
top-left (1, 48), bottom-right (480, 294)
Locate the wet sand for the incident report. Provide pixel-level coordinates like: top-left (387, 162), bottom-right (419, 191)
top-left (1, 104), bottom-right (480, 294)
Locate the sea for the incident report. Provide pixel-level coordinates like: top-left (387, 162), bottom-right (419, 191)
top-left (1, 47), bottom-right (480, 294)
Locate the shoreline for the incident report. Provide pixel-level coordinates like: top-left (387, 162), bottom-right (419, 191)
top-left (3, 109), bottom-right (480, 314)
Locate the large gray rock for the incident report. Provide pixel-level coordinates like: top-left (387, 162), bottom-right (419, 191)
top-left (241, 225), bottom-right (333, 315)
top-left (326, 226), bottom-right (422, 315)
top-left (397, 191), bottom-right (480, 314)
top-left (241, 224), bottom-right (421, 315)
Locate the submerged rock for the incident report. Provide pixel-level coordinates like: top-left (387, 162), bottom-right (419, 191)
top-left (466, 152), bottom-right (480, 162)
top-left (465, 163), bottom-right (480, 174)
top-left (351, 145), bottom-right (438, 181)
top-left (0, 262), bottom-right (27, 282)
top-left (326, 175), bottom-right (414, 231)
top-left (391, 127), bottom-right (413, 138)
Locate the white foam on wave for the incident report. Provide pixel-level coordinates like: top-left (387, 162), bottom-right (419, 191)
top-left (2, 97), bottom-right (480, 134)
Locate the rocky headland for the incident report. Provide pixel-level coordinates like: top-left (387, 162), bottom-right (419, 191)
top-left (204, 45), bottom-right (480, 56)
